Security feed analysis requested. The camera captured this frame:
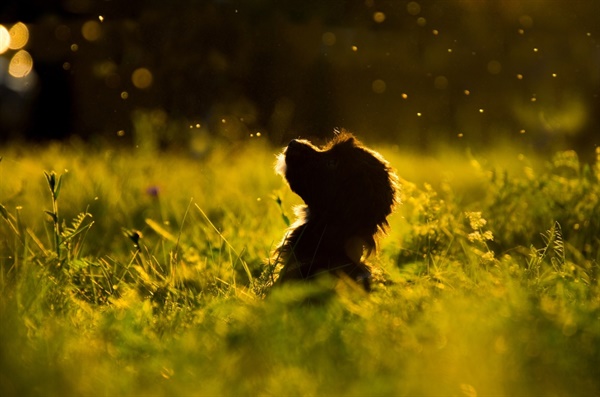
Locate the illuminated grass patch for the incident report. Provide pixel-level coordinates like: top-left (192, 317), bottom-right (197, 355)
top-left (0, 142), bottom-right (598, 396)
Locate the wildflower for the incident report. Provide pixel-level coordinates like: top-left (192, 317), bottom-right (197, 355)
top-left (146, 185), bottom-right (160, 197)
top-left (465, 211), bottom-right (487, 230)
top-left (468, 231), bottom-right (482, 243)
top-left (481, 251), bottom-right (496, 264)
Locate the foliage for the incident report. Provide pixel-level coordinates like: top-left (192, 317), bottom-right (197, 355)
top-left (0, 141), bottom-right (598, 396)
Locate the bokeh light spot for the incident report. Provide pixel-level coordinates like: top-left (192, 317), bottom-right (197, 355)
top-left (132, 68), bottom-right (153, 89)
top-left (8, 22), bottom-right (29, 50)
top-left (121, 91), bottom-right (129, 99)
top-left (322, 32), bottom-right (336, 46)
top-left (519, 15), bottom-right (533, 28)
top-left (434, 75), bottom-right (448, 90)
top-left (373, 12), bottom-right (386, 23)
top-left (82, 20), bottom-right (102, 42)
top-left (407, 2), bottom-right (421, 15)
top-left (8, 50), bottom-right (33, 78)
top-left (417, 17), bottom-right (426, 27)
top-left (94, 60), bottom-right (117, 78)
top-left (0, 25), bottom-right (10, 54)
top-left (372, 79), bottom-right (386, 93)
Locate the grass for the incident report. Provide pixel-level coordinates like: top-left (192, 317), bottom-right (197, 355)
top-left (0, 137), bottom-right (598, 396)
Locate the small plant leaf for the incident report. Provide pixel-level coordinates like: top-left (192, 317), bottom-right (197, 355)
top-left (61, 221), bottom-right (94, 245)
top-left (54, 174), bottom-right (63, 199)
top-left (145, 219), bottom-right (178, 243)
top-left (0, 203), bottom-right (8, 220)
top-left (44, 171), bottom-right (56, 193)
top-left (45, 210), bottom-right (58, 223)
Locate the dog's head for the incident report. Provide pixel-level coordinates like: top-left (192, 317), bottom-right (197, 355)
top-left (276, 131), bottom-right (398, 245)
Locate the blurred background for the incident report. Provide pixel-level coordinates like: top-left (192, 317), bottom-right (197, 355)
top-left (1, 0), bottom-right (599, 156)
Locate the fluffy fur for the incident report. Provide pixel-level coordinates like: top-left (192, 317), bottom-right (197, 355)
top-left (273, 130), bottom-right (399, 289)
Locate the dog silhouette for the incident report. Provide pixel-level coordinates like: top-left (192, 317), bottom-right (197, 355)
top-left (273, 130), bottom-right (399, 289)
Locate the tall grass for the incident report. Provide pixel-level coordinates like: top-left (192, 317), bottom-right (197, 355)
top-left (0, 139), bottom-right (598, 396)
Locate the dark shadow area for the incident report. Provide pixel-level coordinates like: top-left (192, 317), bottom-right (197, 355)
top-left (1, 0), bottom-right (599, 157)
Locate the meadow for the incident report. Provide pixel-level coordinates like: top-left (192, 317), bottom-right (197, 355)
top-left (0, 137), bottom-right (598, 396)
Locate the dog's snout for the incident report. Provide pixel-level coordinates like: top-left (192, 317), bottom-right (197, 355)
top-left (285, 139), bottom-right (317, 164)
top-left (285, 139), bottom-right (306, 158)
top-left (287, 139), bottom-right (303, 150)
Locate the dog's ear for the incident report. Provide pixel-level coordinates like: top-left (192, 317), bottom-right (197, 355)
top-left (328, 130), bottom-right (356, 148)
top-left (338, 145), bottom-right (397, 240)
